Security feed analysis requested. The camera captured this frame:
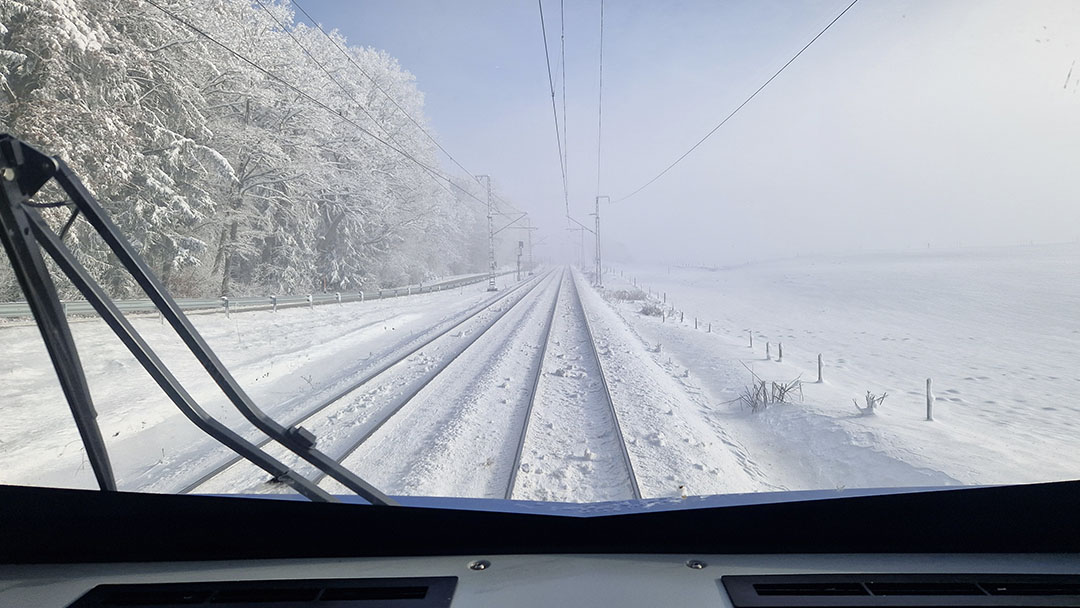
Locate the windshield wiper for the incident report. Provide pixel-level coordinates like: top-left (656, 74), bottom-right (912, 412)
top-left (0, 134), bottom-right (394, 505)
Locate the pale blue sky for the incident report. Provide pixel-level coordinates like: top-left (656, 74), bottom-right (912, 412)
top-left (296, 1), bottom-right (1080, 265)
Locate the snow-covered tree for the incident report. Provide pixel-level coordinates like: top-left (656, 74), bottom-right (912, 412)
top-left (0, 0), bottom-right (487, 299)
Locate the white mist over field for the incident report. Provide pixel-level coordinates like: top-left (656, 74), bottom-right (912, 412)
top-left (300, 0), bottom-right (1080, 265)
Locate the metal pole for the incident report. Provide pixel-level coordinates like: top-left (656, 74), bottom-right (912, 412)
top-left (926, 378), bottom-right (934, 421)
top-left (594, 195), bottom-right (601, 286)
top-left (593, 195), bottom-right (609, 287)
top-left (478, 174), bottom-right (497, 291)
top-left (526, 216), bottom-right (534, 271)
top-left (579, 228), bottom-right (584, 268)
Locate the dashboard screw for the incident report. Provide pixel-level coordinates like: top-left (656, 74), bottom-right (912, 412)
top-left (468, 559), bottom-right (491, 571)
top-left (685, 559), bottom-right (707, 569)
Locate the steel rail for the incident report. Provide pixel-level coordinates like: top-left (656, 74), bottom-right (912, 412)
top-left (568, 268), bottom-right (642, 499)
top-left (304, 269), bottom-right (562, 487)
top-left (181, 269), bottom-right (555, 494)
top-left (504, 268), bottom-right (565, 499)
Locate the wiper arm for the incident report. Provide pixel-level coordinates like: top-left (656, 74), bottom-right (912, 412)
top-left (0, 134), bottom-right (393, 505)
top-left (26, 213), bottom-right (334, 502)
top-left (0, 139), bottom-right (116, 492)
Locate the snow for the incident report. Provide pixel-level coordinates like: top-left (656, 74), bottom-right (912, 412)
top-left (574, 270), bottom-right (770, 498)
top-left (0, 282), bottom-right (509, 491)
top-left (603, 243), bottom-right (1080, 491)
top-left (196, 273), bottom-right (552, 496)
top-left (2, 243), bottom-right (1077, 502)
top-left (512, 270), bottom-right (637, 502)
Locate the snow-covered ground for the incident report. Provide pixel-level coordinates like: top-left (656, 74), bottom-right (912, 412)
top-left (197, 271), bottom-right (553, 497)
top-left (0, 280), bottom-right (521, 491)
top-left (3, 244), bottom-right (1077, 501)
top-left (604, 243), bottom-right (1080, 490)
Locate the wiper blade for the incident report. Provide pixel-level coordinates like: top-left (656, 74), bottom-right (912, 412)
top-left (0, 139), bottom-right (116, 492)
top-left (26, 213), bottom-right (335, 502)
top-left (0, 134), bottom-right (393, 505)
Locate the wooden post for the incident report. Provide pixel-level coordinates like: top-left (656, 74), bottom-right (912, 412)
top-left (778, 342), bottom-right (783, 362)
top-left (680, 311), bottom-right (684, 323)
top-left (749, 330), bottom-right (753, 348)
top-left (663, 292), bottom-right (666, 303)
top-left (694, 317), bottom-right (698, 329)
top-left (817, 353), bottom-right (823, 383)
top-left (766, 342), bottom-right (771, 360)
top-left (926, 378), bottom-right (934, 421)
top-left (708, 322), bottom-right (712, 333)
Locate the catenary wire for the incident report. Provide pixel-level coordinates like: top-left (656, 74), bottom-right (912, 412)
top-left (613, 0), bottom-right (859, 203)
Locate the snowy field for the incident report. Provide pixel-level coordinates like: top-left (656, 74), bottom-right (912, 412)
top-left (1, 244), bottom-right (1077, 501)
top-left (0, 281), bottom-right (513, 491)
top-left (606, 243), bottom-right (1080, 491)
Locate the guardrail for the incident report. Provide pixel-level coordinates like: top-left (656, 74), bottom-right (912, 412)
top-left (0, 270), bottom-right (519, 319)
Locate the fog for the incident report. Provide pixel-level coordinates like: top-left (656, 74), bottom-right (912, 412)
top-left (299, 0), bottom-right (1080, 266)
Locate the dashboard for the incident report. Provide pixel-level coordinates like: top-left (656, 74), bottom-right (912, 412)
top-left (1, 481), bottom-right (1077, 607)
top-left (4, 554), bottom-right (1080, 606)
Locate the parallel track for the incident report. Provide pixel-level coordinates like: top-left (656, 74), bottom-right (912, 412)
top-left (503, 269), bottom-right (565, 499)
top-left (178, 269), bottom-right (553, 494)
top-left (305, 269), bottom-right (561, 487)
top-left (185, 265), bottom-right (641, 502)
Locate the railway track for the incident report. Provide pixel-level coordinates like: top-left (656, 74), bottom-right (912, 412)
top-left (505, 268), bottom-right (641, 501)
top-left (303, 269), bottom-right (562, 488)
top-left (184, 265), bottom-right (640, 503)
top-left (178, 269), bottom-right (554, 494)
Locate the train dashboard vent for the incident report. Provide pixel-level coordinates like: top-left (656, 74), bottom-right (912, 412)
top-left (67, 576), bottom-right (455, 608)
top-left (723, 575), bottom-right (1080, 607)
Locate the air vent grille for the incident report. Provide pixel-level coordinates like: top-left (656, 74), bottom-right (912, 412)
top-left (865, 582), bottom-right (983, 596)
top-left (68, 577), bottom-right (454, 608)
top-left (755, 583), bottom-right (870, 597)
top-left (984, 583), bottom-right (1080, 596)
top-left (724, 575), bottom-right (1080, 608)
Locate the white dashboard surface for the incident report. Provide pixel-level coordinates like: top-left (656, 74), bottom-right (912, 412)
top-left (2, 553), bottom-right (1079, 607)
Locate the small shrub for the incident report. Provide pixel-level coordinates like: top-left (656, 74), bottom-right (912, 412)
top-left (771, 377), bottom-right (803, 403)
top-left (737, 363), bottom-right (802, 413)
top-left (639, 303), bottom-right (664, 316)
top-left (611, 288), bottom-right (648, 302)
top-left (740, 381), bottom-right (770, 413)
top-left (854, 390), bottom-right (887, 415)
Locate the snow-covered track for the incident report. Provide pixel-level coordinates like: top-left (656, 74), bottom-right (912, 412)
top-left (503, 268), bottom-right (565, 499)
top-left (508, 268), bottom-right (642, 502)
top-left (304, 269), bottom-right (561, 488)
top-left (178, 270), bottom-right (553, 495)
top-left (564, 269), bottom-right (641, 499)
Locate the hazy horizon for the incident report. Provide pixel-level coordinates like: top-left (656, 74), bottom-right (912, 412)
top-left (297, 1), bottom-right (1080, 266)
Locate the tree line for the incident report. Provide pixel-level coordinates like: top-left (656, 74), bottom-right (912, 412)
top-left (0, 0), bottom-right (491, 299)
